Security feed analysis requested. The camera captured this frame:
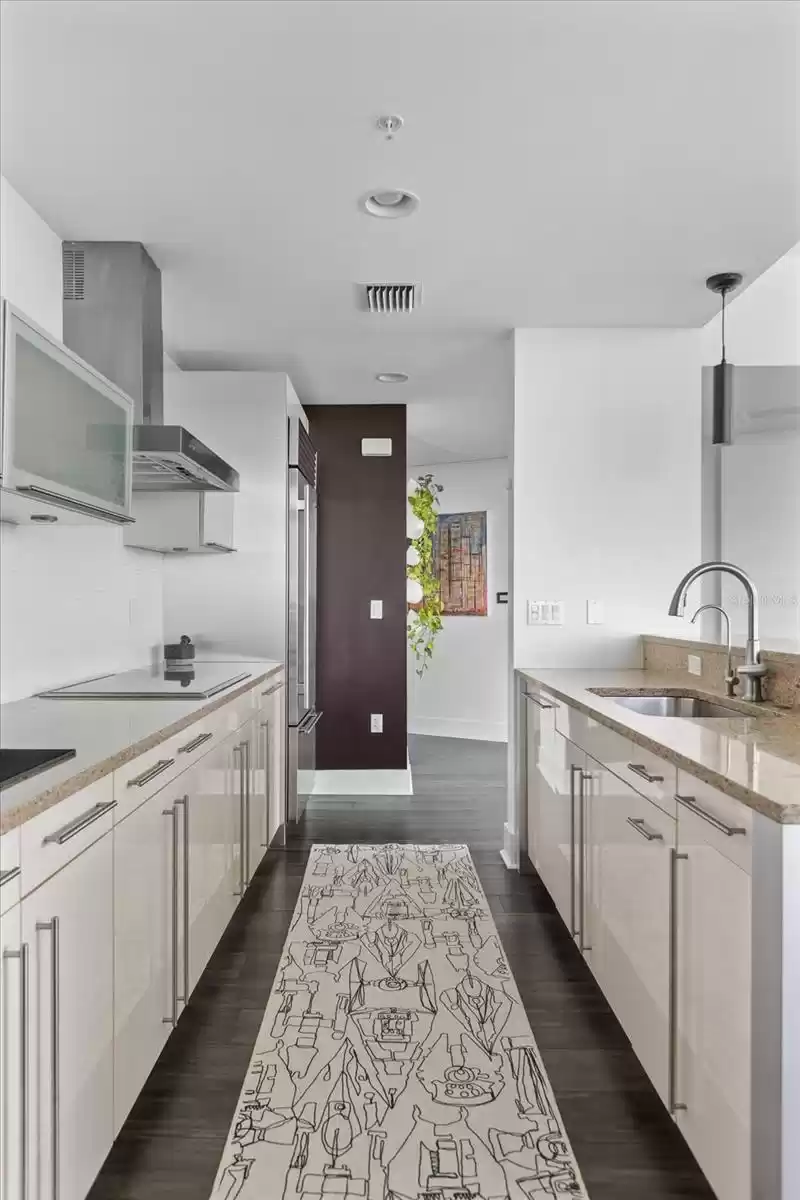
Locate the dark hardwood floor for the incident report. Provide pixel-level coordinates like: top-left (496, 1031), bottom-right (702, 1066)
top-left (89, 734), bottom-right (713, 1199)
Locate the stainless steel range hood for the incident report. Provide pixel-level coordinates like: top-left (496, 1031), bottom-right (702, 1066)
top-left (62, 242), bottom-right (239, 492)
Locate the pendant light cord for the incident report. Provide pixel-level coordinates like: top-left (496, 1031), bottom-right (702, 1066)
top-left (721, 289), bottom-right (727, 363)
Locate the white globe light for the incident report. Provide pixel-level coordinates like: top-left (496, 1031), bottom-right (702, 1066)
top-left (407, 510), bottom-right (424, 539)
top-left (406, 545), bottom-right (420, 567)
top-left (406, 578), bottom-right (423, 605)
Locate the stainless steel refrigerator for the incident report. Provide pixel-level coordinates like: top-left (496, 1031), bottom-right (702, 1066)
top-left (287, 416), bottom-right (320, 822)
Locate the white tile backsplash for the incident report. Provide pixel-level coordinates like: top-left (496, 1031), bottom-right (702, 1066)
top-left (0, 524), bottom-right (163, 702)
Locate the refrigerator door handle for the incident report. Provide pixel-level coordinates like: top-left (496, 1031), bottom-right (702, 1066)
top-left (300, 709), bottom-right (323, 735)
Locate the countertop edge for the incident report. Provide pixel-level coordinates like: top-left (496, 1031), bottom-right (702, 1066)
top-left (519, 668), bottom-right (800, 825)
top-left (0, 665), bottom-right (282, 835)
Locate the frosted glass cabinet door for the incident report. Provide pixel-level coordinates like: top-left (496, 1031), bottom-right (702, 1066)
top-left (2, 305), bottom-right (133, 522)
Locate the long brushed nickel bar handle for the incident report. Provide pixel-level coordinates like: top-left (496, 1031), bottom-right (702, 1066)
top-left (162, 807), bottom-right (179, 1026)
top-left (260, 719), bottom-right (271, 848)
top-left (260, 682), bottom-right (284, 698)
top-left (578, 771), bottom-right (592, 953)
top-left (524, 693), bottom-right (556, 710)
top-left (675, 793), bottom-right (745, 837)
top-left (0, 866), bottom-right (21, 888)
top-left (628, 763), bottom-right (664, 784)
top-left (669, 848), bottom-right (689, 1114)
top-left (569, 765), bottom-right (581, 939)
top-left (174, 796), bottom-right (189, 1006)
top-left (177, 731), bottom-right (213, 755)
top-left (42, 800), bottom-right (117, 845)
top-left (35, 917), bottom-right (60, 1200)
top-left (2, 942), bottom-right (29, 1200)
top-left (128, 759), bottom-right (175, 788)
top-left (626, 816), bottom-right (664, 842)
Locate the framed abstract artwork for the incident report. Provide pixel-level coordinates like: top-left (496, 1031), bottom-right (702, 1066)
top-left (434, 510), bottom-right (488, 616)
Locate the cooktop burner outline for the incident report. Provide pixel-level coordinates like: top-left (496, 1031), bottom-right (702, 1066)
top-left (0, 748), bottom-right (77, 790)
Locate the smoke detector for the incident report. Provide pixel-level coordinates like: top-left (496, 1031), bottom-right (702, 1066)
top-left (361, 189), bottom-right (419, 219)
top-left (362, 284), bottom-right (420, 314)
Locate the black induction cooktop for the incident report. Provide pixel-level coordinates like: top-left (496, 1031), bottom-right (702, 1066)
top-left (0, 748), bottom-right (77, 790)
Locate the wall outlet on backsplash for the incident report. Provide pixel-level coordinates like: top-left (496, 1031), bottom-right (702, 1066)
top-left (687, 654), bottom-right (702, 676)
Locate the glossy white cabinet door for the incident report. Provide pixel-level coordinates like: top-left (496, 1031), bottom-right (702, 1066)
top-left (21, 831), bottom-right (114, 1200)
top-left (113, 780), bottom-right (185, 1133)
top-left (255, 680), bottom-right (286, 856)
top-left (528, 713), bottom-right (582, 936)
top-left (244, 716), bottom-right (266, 884)
top-left (0, 902), bottom-right (24, 1200)
top-left (187, 729), bottom-right (241, 991)
top-left (588, 765), bottom-right (674, 1105)
top-left (675, 805), bottom-right (751, 1200)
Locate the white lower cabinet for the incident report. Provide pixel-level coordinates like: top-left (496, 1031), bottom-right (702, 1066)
top-left (113, 775), bottom-right (189, 1133)
top-left (584, 760), bottom-right (674, 1106)
top-left (187, 727), bottom-right (242, 991)
top-left (1, 901), bottom-right (24, 1200)
top-left (21, 830), bottom-right (114, 1200)
top-left (675, 796), bottom-right (751, 1200)
top-left (255, 677), bottom-right (286, 858)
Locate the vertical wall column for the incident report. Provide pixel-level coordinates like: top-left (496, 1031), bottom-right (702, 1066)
top-left (306, 405), bottom-right (407, 771)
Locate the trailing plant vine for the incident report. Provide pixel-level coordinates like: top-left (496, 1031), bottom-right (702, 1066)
top-left (407, 473), bottom-right (444, 676)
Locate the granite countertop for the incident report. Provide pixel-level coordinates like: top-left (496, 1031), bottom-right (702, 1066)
top-left (519, 668), bottom-right (800, 824)
top-left (0, 660), bottom-right (282, 834)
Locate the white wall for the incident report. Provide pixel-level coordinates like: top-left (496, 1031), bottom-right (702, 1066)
top-left (0, 177), bottom-right (164, 702)
top-left (408, 458), bottom-right (510, 742)
top-left (513, 328), bottom-right (704, 670)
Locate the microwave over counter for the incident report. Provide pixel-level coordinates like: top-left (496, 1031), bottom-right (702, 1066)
top-left (0, 300), bottom-right (134, 526)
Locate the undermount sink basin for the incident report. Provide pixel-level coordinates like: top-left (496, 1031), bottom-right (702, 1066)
top-left (605, 694), bottom-right (743, 719)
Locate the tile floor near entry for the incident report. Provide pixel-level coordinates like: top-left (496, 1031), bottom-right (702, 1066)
top-left (89, 735), bottom-right (714, 1200)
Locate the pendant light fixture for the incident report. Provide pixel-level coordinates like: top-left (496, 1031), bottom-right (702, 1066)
top-left (706, 271), bottom-right (743, 444)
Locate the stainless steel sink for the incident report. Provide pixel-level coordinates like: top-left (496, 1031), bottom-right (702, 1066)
top-left (605, 695), bottom-right (743, 719)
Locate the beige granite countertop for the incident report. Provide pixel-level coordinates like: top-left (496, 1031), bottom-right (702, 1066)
top-left (518, 668), bottom-right (800, 823)
top-left (0, 661), bottom-right (282, 834)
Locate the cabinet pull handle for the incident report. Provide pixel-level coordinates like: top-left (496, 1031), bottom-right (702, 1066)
top-left (2, 942), bottom-right (29, 1200)
top-left (525, 693), bottom-right (556, 710)
top-left (627, 762), bottom-right (664, 784)
top-left (266, 715), bottom-right (275, 849)
top-left (299, 709), bottom-right (323, 735)
top-left (578, 771), bottom-right (592, 953)
top-left (669, 848), bottom-right (689, 1114)
top-left (128, 758), bottom-right (175, 788)
top-left (626, 816), bottom-right (664, 842)
top-left (261, 682), bottom-right (283, 697)
top-left (41, 799), bottom-right (117, 845)
top-left (15, 484), bottom-right (134, 525)
top-left (0, 865), bottom-right (21, 887)
top-left (234, 743), bottom-right (248, 893)
top-left (35, 917), bottom-right (60, 1199)
top-left (174, 796), bottom-right (190, 1005)
top-left (568, 765), bottom-right (581, 939)
top-left (675, 794), bottom-right (746, 837)
top-left (177, 731), bottom-right (213, 754)
top-left (162, 807), bottom-right (179, 1027)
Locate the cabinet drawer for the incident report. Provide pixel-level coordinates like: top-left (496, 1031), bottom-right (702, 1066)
top-left (113, 717), bottom-right (223, 821)
top-left (216, 686), bottom-right (257, 733)
top-left (258, 672), bottom-right (285, 713)
top-left (0, 827), bottom-right (21, 913)
top-left (675, 772), bottom-right (752, 874)
top-left (19, 775), bottom-right (115, 896)
top-left (558, 705), bottom-right (676, 816)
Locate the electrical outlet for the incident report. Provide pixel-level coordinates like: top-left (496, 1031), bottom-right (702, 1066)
top-left (687, 654), bottom-right (702, 676)
top-left (370, 600), bottom-right (383, 620)
top-left (370, 713), bottom-right (383, 734)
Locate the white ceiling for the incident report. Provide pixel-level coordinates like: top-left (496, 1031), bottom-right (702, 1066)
top-left (2, 0), bottom-right (798, 462)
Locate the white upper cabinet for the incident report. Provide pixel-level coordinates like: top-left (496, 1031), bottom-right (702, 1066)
top-left (0, 301), bottom-right (134, 526)
top-left (124, 490), bottom-right (235, 554)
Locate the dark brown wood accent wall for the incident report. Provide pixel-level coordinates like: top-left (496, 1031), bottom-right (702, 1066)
top-left (306, 405), bottom-right (407, 770)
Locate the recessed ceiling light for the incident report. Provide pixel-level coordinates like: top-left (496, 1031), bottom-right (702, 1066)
top-left (376, 114), bottom-right (404, 136)
top-left (376, 372), bottom-right (409, 384)
top-left (361, 189), bottom-right (420, 219)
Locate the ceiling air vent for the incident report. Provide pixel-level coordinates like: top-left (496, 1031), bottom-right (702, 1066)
top-left (62, 245), bottom-right (85, 300)
top-left (364, 283), bottom-right (419, 314)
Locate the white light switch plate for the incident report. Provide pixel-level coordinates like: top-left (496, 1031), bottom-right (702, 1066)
top-left (370, 599), bottom-right (383, 619)
top-left (528, 600), bottom-right (565, 626)
top-left (586, 599), bottom-right (604, 625)
top-left (370, 713), bottom-right (383, 733)
top-left (687, 654), bottom-right (702, 676)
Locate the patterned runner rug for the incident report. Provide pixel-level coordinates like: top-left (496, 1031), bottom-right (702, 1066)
top-left (210, 844), bottom-right (588, 1199)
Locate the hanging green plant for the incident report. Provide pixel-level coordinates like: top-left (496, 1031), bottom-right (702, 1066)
top-left (407, 473), bottom-right (445, 677)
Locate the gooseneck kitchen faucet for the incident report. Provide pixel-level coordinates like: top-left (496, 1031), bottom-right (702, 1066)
top-left (668, 561), bottom-right (767, 702)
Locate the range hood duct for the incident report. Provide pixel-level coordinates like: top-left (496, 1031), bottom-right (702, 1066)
top-left (62, 242), bottom-right (239, 492)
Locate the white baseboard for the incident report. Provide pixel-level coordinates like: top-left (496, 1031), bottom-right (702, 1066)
top-left (408, 716), bottom-right (508, 743)
top-left (500, 822), bottom-right (519, 870)
top-left (312, 762), bottom-right (413, 796)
